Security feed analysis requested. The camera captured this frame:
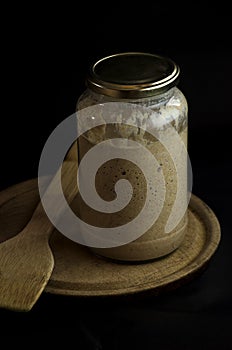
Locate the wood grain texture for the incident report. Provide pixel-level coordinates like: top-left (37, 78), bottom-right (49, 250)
top-left (0, 179), bottom-right (221, 303)
top-left (0, 161), bottom-right (78, 311)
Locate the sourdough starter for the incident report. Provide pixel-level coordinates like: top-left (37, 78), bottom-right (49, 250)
top-left (76, 88), bottom-right (188, 261)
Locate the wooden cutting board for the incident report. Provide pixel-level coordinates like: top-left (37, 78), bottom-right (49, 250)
top-left (0, 178), bottom-right (221, 298)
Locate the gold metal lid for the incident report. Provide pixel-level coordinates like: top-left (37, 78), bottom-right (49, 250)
top-left (86, 52), bottom-right (180, 99)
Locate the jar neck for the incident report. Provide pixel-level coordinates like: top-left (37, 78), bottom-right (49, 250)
top-left (82, 87), bottom-right (176, 109)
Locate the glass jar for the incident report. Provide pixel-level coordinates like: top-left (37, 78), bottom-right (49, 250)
top-left (76, 52), bottom-right (188, 262)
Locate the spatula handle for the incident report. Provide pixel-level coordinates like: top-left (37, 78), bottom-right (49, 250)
top-left (26, 160), bottom-right (78, 236)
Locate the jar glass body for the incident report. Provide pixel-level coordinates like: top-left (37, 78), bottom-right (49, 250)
top-left (76, 86), bottom-right (188, 261)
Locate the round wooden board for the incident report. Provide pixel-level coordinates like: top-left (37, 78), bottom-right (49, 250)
top-left (0, 178), bottom-right (221, 298)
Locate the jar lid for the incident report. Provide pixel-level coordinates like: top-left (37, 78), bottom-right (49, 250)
top-left (86, 52), bottom-right (180, 99)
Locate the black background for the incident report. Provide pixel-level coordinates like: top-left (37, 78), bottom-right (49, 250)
top-left (0, 3), bottom-right (232, 349)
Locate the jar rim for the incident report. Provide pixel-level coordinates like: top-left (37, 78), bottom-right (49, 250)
top-left (86, 52), bottom-right (180, 99)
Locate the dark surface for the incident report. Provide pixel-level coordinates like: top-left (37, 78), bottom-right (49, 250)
top-left (1, 3), bottom-right (232, 349)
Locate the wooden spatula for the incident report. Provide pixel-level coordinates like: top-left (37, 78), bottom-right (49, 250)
top-left (0, 160), bottom-right (78, 311)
